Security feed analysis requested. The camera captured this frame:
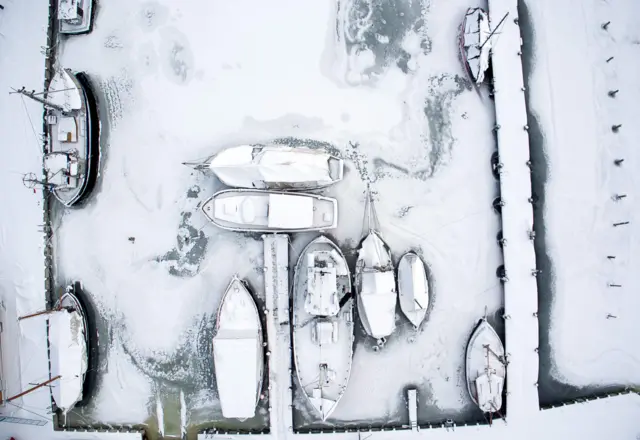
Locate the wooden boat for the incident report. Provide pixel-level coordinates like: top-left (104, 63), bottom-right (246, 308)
top-left (397, 252), bottom-right (429, 328)
top-left (293, 236), bottom-right (354, 420)
top-left (58, 0), bottom-right (94, 35)
top-left (33, 69), bottom-right (99, 207)
top-left (184, 144), bottom-right (344, 190)
top-left (48, 283), bottom-right (95, 414)
top-left (8, 282), bottom-right (97, 414)
top-left (355, 231), bottom-right (397, 340)
top-left (213, 277), bottom-right (264, 419)
top-left (202, 189), bottom-right (338, 232)
top-left (459, 7), bottom-right (491, 84)
top-left (465, 318), bottom-right (506, 417)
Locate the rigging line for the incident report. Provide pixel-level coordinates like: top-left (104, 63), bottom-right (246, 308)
top-left (7, 401), bottom-right (52, 422)
top-left (20, 95), bottom-right (46, 156)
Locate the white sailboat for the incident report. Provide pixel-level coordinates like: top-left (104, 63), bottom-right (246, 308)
top-left (16, 68), bottom-right (100, 207)
top-left (355, 190), bottom-right (397, 341)
top-left (201, 189), bottom-right (338, 232)
top-left (292, 236), bottom-right (354, 421)
top-left (397, 252), bottom-right (429, 328)
top-left (185, 144), bottom-right (344, 190)
top-left (459, 9), bottom-right (510, 86)
top-left (8, 282), bottom-right (95, 415)
top-left (465, 317), bottom-right (506, 420)
top-left (58, 0), bottom-right (94, 35)
top-left (213, 277), bottom-right (264, 419)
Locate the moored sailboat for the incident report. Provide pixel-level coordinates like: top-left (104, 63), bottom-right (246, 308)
top-left (184, 144), bottom-right (344, 190)
top-left (213, 277), bottom-right (264, 419)
top-left (15, 68), bottom-right (100, 207)
top-left (354, 190), bottom-right (397, 342)
top-left (292, 236), bottom-right (354, 420)
top-left (465, 317), bottom-right (506, 420)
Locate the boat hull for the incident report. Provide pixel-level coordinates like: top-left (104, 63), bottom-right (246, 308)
top-left (459, 8), bottom-right (491, 85)
top-left (48, 70), bottom-right (100, 207)
top-left (206, 145), bottom-right (344, 190)
top-left (355, 232), bottom-right (397, 339)
top-left (202, 189), bottom-right (338, 232)
top-left (293, 236), bottom-right (353, 420)
top-left (397, 252), bottom-right (429, 328)
top-left (213, 278), bottom-right (264, 419)
top-left (465, 318), bottom-right (505, 414)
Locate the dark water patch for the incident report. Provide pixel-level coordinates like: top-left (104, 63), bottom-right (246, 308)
top-left (156, 186), bottom-right (208, 277)
top-left (518, 0), bottom-right (626, 405)
top-left (339, 0), bottom-right (426, 80)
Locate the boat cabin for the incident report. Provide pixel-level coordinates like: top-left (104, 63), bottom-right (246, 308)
top-left (312, 319), bottom-right (338, 345)
top-left (58, 0), bottom-right (85, 24)
top-left (44, 152), bottom-right (80, 190)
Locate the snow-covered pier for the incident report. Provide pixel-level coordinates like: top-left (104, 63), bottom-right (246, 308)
top-left (488, 0), bottom-right (540, 421)
top-left (263, 234), bottom-right (294, 437)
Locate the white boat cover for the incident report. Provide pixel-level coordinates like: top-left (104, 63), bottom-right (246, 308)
top-left (213, 278), bottom-right (263, 419)
top-left (267, 193), bottom-right (313, 228)
top-left (209, 145), bottom-right (337, 189)
top-left (397, 252), bottom-right (429, 328)
top-left (356, 232), bottom-right (397, 339)
top-left (466, 319), bottom-right (505, 413)
top-left (49, 308), bottom-right (88, 414)
top-left (462, 8), bottom-right (492, 84)
top-left (49, 69), bottom-right (82, 111)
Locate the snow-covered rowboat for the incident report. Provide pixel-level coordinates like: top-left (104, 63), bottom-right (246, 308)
top-left (42, 69), bottom-right (99, 207)
top-left (185, 144), bottom-right (344, 190)
top-left (465, 318), bottom-right (506, 416)
top-left (397, 252), bottom-right (429, 328)
top-left (460, 8), bottom-right (492, 84)
top-left (293, 236), bottom-right (354, 420)
top-left (49, 285), bottom-right (91, 414)
top-left (355, 231), bottom-right (397, 340)
top-left (202, 189), bottom-right (338, 232)
top-left (213, 277), bottom-right (264, 419)
top-left (58, 0), bottom-right (94, 35)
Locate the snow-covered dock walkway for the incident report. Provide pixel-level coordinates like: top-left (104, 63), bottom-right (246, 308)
top-left (263, 234), bottom-right (294, 437)
top-left (488, 0), bottom-right (540, 421)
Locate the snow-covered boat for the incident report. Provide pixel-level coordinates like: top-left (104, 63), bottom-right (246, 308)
top-left (460, 8), bottom-right (492, 84)
top-left (48, 283), bottom-right (92, 414)
top-left (185, 144), bottom-right (344, 190)
top-left (58, 0), bottom-right (94, 35)
top-left (201, 189), bottom-right (338, 232)
top-left (213, 277), bottom-right (264, 419)
top-left (355, 231), bottom-right (397, 340)
top-left (397, 252), bottom-right (429, 328)
top-left (465, 318), bottom-right (506, 417)
top-left (293, 236), bottom-right (354, 420)
top-left (25, 68), bottom-right (100, 207)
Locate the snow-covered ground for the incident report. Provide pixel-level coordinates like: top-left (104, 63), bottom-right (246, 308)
top-left (523, 0), bottom-right (640, 392)
top-left (52, 0), bottom-right (503, 431)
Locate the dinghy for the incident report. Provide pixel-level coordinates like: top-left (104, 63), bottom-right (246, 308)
top-left (202, 189), bottom-right (338, 232)
top-left (397, 252), bottom-right (429, 328)
top-left (213, 277), bottom-right (264, 419)
top-left (460, 8), bottom-right (491, 84)
top-left (293, 236), bottom-right (354, 420)
top-left (58, 0), bottom-right (94, 35)
top-left (465, 318), bottom-right (506, 417)
top-left (185, 144), bottom-right (344, 190)
top-left (48, 284), bottom-right (91, 414)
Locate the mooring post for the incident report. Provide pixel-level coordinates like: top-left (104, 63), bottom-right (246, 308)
top-left (602, 21), bottom-right (611, 30)
top-left (608, 89), bottom-right (619, 97)
top-left (613, 221), bottom-right (629, 227)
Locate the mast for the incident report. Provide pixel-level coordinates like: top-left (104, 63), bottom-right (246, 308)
top-left (479, 12), bottom-right (509, 50)
top-left (10, 87), bottom-right (65, 112)
top-left (4, 375), bottom-right (62, 402)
